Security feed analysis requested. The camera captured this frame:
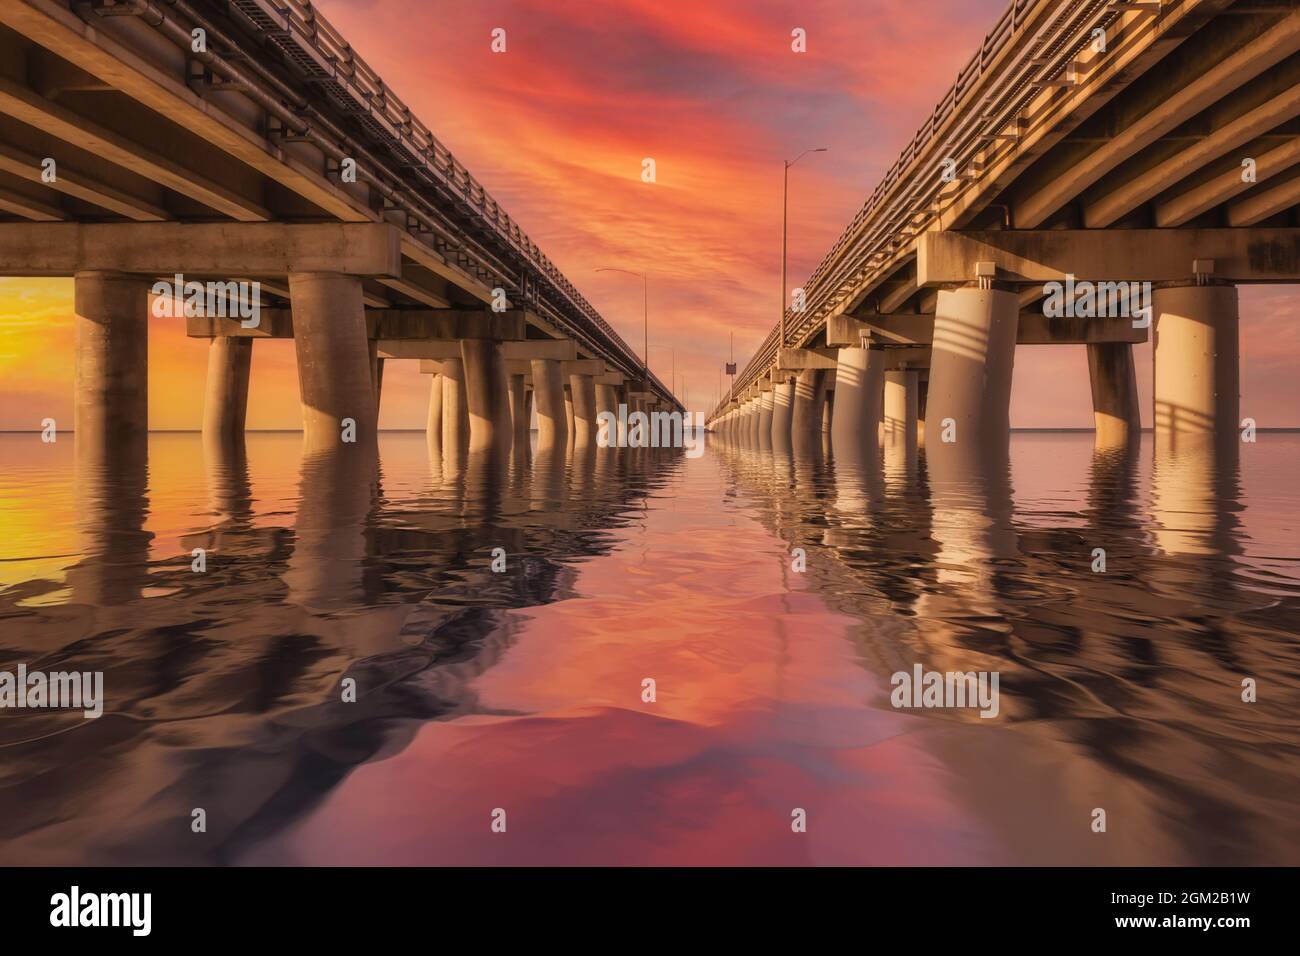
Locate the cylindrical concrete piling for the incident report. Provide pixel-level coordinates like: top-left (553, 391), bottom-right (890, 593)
top-left (441, 357), bottom-right (470, 455)
top-left (925, 286), bottom-right (1020, 457)
top-left (509, 373), bottom-right (529, 453)
top-left (531, 358), bottom-right (568, 450)
top-left (830, 347), bottom-right (885, 459)
top-left (202, 335), bottom-right (253, 443)
top-left (461, 338), bottom-right (511, 455)
top-left (571, 372), bottom-right (598, 448)
top-left (758, 389), bottom-right (774, 450)
top-left (1088, 342), bottom-right (1141, 450)
top-left (791, 368), bottom-right (822, 452)
top-left (771, 377), bottom-right (794, 453)
top-left (74, 271), bottom-right (150, 456)
top-left (596, 383), bottom-right (619, 446)
top-left (883, 369), bottom-right (918, 444)
top-left (288, 272), bottom-right (377, 454)
top-left (427, 372), bottom-right (443, 455)
top-left (1153, 284), bottom-right (1239, 442)
top-left (564, 383), bottom-right (576, 447)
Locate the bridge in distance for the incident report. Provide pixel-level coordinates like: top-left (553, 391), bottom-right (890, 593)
top-left (714, 0), bottom-right (1300, 471)
top-left (0, 0), bottom-right (680, 459)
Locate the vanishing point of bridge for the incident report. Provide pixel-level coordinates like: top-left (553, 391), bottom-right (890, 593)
top-left (713, 0), bottom-right (1300, 472)
top-left (0, 0), bottom-right (679, 460)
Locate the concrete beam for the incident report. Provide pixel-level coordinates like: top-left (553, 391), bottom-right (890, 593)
top-left (828, 311), bottom-right (1146, 346)
top-left (918, 228), bottom-right (1300, 284)
top-left (421, 356), bottom-right (599, 376)
top-left (1159, 137), bottom-right (1300, 227)
top-left (0, 73), bottom-right (270, 222)
top-left (1012, 9), bottom-right (1300, 228)
top-left (777, 347), bottom-right (839, 370)
top-left (0, 141), bottom-right (168, 222)
top-left (0, 223), bottom-right (403, 277)
top-left (1085, 79), bottom-right (1300, 228)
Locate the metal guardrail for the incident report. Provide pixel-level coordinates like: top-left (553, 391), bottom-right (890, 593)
top-left (713, 0), bottom-right (1153, 417)
top-left (224, 0), bottom-right (672, 401)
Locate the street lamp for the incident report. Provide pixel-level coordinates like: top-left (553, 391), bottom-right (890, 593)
top-left (596, 267), bottom-right (649, 384)
top-left (781, 147), bottom-right (827, 348)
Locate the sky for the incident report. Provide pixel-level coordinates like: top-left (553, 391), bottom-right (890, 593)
top-left (2, 0), bottom-right (1298, 429)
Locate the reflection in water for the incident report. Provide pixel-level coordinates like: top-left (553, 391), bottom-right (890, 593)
top-left (0, 429), bottom-right (1297, 865)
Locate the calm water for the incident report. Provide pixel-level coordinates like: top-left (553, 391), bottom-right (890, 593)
top-left (0, 431), bottom-right (1297, 865)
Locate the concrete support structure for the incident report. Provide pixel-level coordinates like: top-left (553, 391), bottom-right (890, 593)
top-left (883, 368), bottom-right (919, 476)
top-left (531, 358), bottom-right (568, 450)
top-left (564, 384), bottom-right (576, 446)
top-left (757, 390), bottom-right (774, 450)
top-left (883, 369), bottom-right (919, 444)
top-left (1152, 284), bottom-right (1240, 443)
top-left (461, 338), bottom-right (511, 455)
top-left (747, 397), bottom-right (761, 445)
top-left (791, 368), bottom-right (822, 449)
top-left (202, 335), bottom-right (252, 443)
top-left (1087, 342), bottom-right (1141, 449)
top-left (829, 347), bottom-right (885, 459)
top-left (287, 272), bottom-right (376, 454)
top-left (427, 372), bottom-right (443, 454)
top-left (440, 357), bottom-right (469, 455)
top-left (570, 373), bottom-right (598, 448)
top-left (822, 391), bottom-right (833, 436)
top-left (772, 377), bottom-right (795, 453)
top-left (595, 382), bottom-right (619, 446)
top-left (508, 373), bottom-right (530, 453)
top-left (74, 271), bottom-right (150, 455)
top-left (925, 287), bottom-right (1020, 459)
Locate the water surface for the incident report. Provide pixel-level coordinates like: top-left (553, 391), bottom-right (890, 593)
top-left (0, 431), bottom-right (1296, 864)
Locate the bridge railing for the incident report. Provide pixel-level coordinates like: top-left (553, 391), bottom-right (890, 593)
top-left (242, 0), bottom-right (671, 400)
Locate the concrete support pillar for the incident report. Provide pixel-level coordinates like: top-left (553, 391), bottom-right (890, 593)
top-left (792, 368), bottom-right (822, 448)
top-left (757, 390), bottom-right (774, 450)
top-left (508, 373), bottom-right (530, 454)
top-left (531, 358), bottom-right (568, 449)
top-left (771, 377), bottom-right (794, 452)
top-left (925, 286), bottom-right (1019, 457)
top-left (746, 398), bottom-right (760, 445)
top-left (564, 383), bottom-right (576, 446)
top-left (74, 271), bottom-right (150, 455)
top-left (883, 369), bottom-right (919, 476)
top-left (426, 372), bottom-right (443, 455)
top-left (595, 382), bottom-right (619, 446)
top-left (1153, 284), bottom-right (1239, 443)
top-left (883, 369), bottom-right (919, 444)
top-left (288, 272), bottom-right (376, 453)
top-left (570, 373), bottom-right (598, 448)
top-left (441, 357), bottom-right (470, 455)
top-left (830, 347), bottom-right (885, 459)
top-left (461, 338), bottom-right (512, 455)
top-left (202, 336), bottom-right (253, 442)
top-left (1087, 342), bottom-right (1141, 450)
top-left (822, 390), bottom-right (833, 436)
top-left (367, 339), bottom-right (384, 407)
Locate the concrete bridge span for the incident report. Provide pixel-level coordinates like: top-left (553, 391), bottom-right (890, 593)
top-left (712, 0), bottom-right (1300, 462)
top-left (0, 0), bottom-right (678, 460)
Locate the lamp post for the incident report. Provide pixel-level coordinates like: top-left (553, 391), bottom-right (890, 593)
top-left (597, 267), bottom-right (649, 384)
top-left (781, 147), bottom-right (827, 348)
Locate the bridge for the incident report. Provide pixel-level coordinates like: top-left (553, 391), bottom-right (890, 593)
top-left (712, 0), bottom-right (1300, 471)
top-left (0, 0), bottom-right (679, 460)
